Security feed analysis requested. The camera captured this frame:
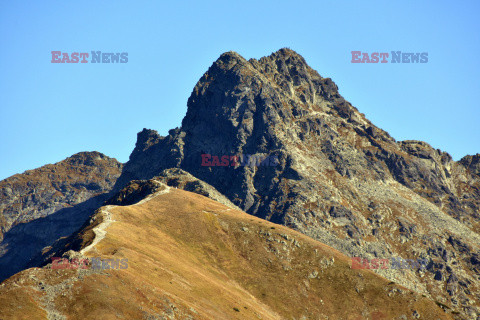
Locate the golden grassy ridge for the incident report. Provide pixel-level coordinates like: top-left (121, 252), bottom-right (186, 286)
top-left (0, 187), bottom-right (453, 319)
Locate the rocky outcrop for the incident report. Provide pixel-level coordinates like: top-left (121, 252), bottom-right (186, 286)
top-left (459, 154), bottom-right (480, 176)
top-left (154, 168), bottom-right (241, 210)
top-left (106, 179), bottom-right (164, 206)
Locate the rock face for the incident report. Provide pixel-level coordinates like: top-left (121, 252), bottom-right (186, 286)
top-left (115, 49), bottom-right (480, 318)
top-left (0, 152), bottom-right (122, 281)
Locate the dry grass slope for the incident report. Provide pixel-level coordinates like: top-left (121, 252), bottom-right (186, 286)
top-left (0, 187), bottom-right (453, 319)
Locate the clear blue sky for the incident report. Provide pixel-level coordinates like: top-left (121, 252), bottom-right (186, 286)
top-left (1, 0), bottom-right (479, 180)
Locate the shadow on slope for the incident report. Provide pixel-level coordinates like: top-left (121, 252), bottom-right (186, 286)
top-left (0, 193), bottom-right (110, 283)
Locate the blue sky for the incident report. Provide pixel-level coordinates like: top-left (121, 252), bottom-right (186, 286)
top-left (0, 0), bottom-right (479, 180)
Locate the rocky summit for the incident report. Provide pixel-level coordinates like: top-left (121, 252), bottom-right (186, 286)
top-left (0, 48), bottom-right (479, 319)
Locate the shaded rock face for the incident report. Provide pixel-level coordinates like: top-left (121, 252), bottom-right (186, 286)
top-left (117, 48), bottom-right (480, 317)
top-left (0, 152), bottom-right (122, 282)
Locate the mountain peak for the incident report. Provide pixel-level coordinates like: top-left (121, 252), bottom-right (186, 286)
top-left (255, 47), bottom-right (311, 72)
top-left (64, 151), bottom-right (116, 167)
top-left (212, 51), bottom-right (248, 72)
top-left (218, 50), bottom-right (245, 62)
top-left (270, 47), bottom-right (305, 59)
top-left (129, 128), bottom-right (162, 160)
